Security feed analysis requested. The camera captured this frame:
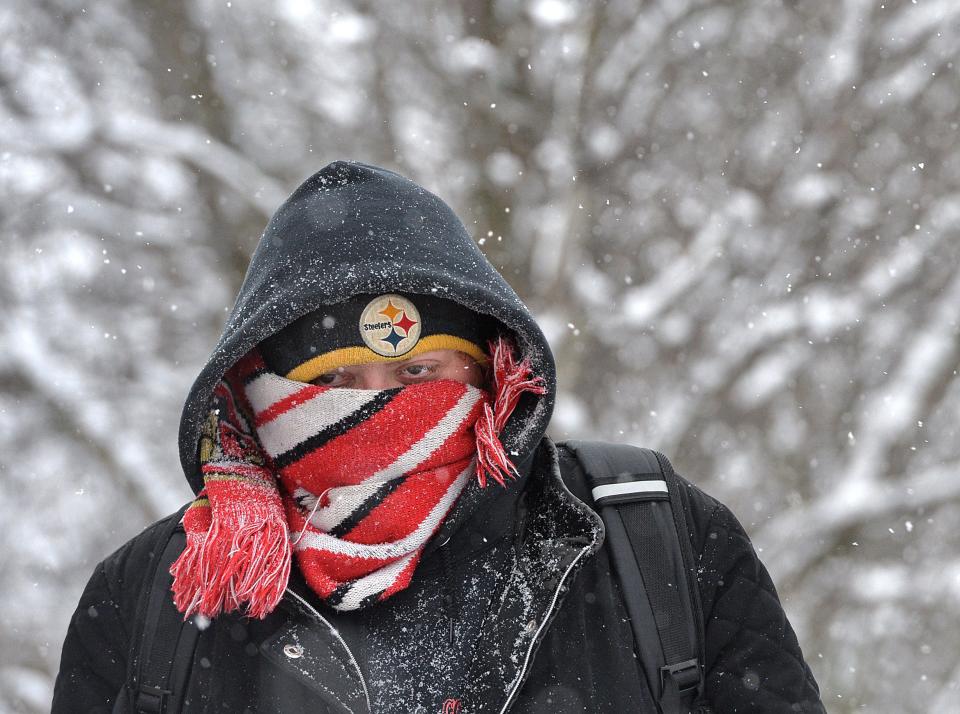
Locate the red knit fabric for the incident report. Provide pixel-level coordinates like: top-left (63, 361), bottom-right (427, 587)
top-left (169, 370), bottom-right (291, 620)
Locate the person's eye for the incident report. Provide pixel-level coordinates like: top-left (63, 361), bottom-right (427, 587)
top-left (312, 370), bottom-right (352, 387)
top-left (399, 363), bottom-right (436, 380)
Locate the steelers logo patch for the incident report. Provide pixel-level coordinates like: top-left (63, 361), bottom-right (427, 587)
top-left (359, 294), bottom-right (422, 356)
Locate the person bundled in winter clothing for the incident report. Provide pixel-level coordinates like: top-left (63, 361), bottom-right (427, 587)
top-left (53, 161), bottom-right (827, 713)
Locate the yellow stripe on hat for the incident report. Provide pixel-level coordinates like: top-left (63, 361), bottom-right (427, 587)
top-left (285, 334), bottom-right (488, 384)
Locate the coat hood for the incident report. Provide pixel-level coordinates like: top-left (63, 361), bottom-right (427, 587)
top-left (178, 160), bottom-right (556, 494)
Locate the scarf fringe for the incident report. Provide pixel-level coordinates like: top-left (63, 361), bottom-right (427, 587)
top-left (474, 337), bottom-right (546, 488)
top-left (170, 481), bottom-right (292, 620)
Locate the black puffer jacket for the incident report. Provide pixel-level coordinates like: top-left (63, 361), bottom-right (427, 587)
top-left (53, 161), bottom-right (826, 713)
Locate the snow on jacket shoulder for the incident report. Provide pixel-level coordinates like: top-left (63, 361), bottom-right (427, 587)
top-left (670, 478), bottom-right (822, 709)
top-left (693, 487), bottom-right (824, 711)
top-left (551, 444), bottom-right (825, 713)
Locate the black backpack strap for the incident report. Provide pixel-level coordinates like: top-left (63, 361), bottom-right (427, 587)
top-left (124, 505), bottom-right (202, 713)
top-left (562, 440), bottom-right (707, 714)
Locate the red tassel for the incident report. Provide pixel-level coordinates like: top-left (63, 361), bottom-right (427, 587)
top-left (170, 471), bottom-right (292, 620)
top-left (474, 337), bottom-right (546, 488)
top-left (169, 349), bottom-right (293, 620)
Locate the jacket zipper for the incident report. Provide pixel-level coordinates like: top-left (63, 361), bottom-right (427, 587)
top-left (284, 587), bottom-right (372, 713)
top-left (497, 544), bottom-right (593, 714)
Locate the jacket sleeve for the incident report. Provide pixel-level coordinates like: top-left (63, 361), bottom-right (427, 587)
top-left (52, 560), bottom-right (130, 713)
top-left (693, 495), bottom-right (826, 713)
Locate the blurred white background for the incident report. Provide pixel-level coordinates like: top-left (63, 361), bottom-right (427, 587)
top-left (2, 1), bottom-right (959, 711)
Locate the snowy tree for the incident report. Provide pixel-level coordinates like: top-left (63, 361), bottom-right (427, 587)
top-left (2, 0), bottom-right (958, 711)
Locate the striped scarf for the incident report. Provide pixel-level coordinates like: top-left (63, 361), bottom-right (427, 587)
top-left (170, 340), bottom-right (544, 618)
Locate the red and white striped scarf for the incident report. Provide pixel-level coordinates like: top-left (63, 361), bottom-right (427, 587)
top-left (249, 364), bottom-right (484, 611)
top-left (170, 339), bottom-right (544, 618)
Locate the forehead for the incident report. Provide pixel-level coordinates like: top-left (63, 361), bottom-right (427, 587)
top-left (332, 349), bottom-right (471, 370)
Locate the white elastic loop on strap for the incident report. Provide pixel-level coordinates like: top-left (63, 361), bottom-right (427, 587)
top-left (591, 480), bottom-right (668, 502)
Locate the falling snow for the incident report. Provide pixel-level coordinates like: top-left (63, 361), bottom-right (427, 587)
top-left (2, 1), bottom-right (959, 712)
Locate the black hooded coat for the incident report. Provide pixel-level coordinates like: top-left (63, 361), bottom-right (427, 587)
top-left (53, 161), bottom-right (827, 713)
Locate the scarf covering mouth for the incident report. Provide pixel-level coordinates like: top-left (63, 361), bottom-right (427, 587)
top-left (170, 338), bottom-right (545, 619)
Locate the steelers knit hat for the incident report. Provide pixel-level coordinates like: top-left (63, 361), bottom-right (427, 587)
top-left (259, 293), bottom-right (495, 383)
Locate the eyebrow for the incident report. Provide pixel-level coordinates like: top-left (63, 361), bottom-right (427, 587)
top-left (398, 354), bottom-right (443, 364)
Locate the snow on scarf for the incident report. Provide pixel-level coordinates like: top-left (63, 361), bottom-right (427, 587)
top-left (170, 338), bottom-right (545, 619)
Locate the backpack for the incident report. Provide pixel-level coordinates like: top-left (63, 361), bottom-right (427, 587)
top-left (561, 441), bottom-right (710, 714)
top-left (124, 443), bottom-right (709, 713)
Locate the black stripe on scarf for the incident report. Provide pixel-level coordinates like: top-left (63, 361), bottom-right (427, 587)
top-left (327, 474), bottom-right (409, 538)
top-left (357, 590), bottom-right (383, 609)
top-left (270, 388), bottom-right (400, 469)
top-left (325, 582), bottom-right (352, 608)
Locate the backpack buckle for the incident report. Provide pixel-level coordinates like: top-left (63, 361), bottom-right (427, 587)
top-left (136, 684), bottom-right (171, 713)
top-left (660, 658), bottom-right (702, 697)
